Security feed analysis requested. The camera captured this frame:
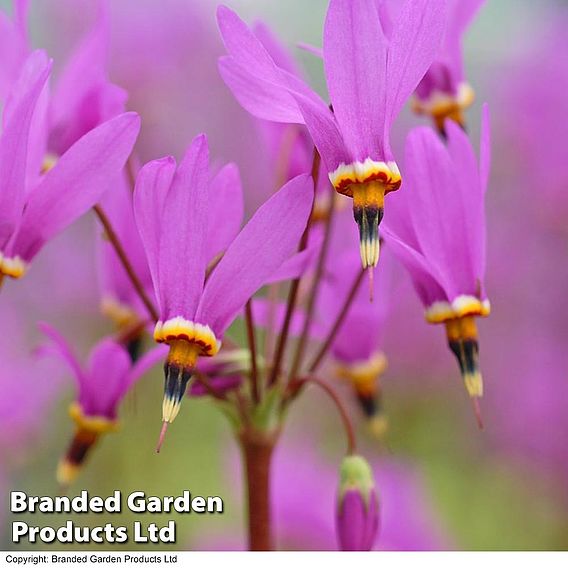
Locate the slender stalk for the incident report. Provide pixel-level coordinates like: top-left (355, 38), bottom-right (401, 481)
top-left (262, 282), bottom-right (281, 368)
top-left (93, 205), bottom-right (159, 322)
top-left (268, 149), bottom-right (320, 386)
top-left (245, 300), bottom-right (260, 403)
top-left (288, 185), bottom-right (336, 380)
top-left (295, 375), bottom-right (356, 455)
top-left (307, 267), bottom-right (366, 374)
top-left (240, 430), bottom-right (276, 551)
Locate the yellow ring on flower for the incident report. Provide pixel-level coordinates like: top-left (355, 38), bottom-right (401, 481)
top-left (329, 159), bottom-right (401, 197)
top-left (154, 316), bottom-right (221, 356)
top-left (336, 352), bottom-right (388, 396)
top-left (69, 402), bottom-right (119, 434)
top-left (0, 252), bottom-right (27, 279)
top-left (425, 296), bottom-right (491, 324)
top-left (412, 82), bottom-right (475, 119)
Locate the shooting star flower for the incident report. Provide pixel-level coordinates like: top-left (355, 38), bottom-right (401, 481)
top-left (217, 0), bottom-right (445, 272)
top-left (38, 323), bottom-right (166, 486)
top-left (383, 106), bottom-right (491, 424)
top-left (410, 0), bottom-right (486, 132)
top-left (133, 134), bottom-right (313, 447)
top-left (0, 51), bottom-right (140, 285)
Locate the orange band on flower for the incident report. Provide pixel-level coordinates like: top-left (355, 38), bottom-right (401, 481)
top-left (69, 402), bottom-right (119, 434)
top-left (0, 253), bottom-right (27, 279)
top-left (425, 295), bottom-right (491, 324)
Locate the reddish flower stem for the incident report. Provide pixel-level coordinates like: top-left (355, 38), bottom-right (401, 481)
top-left (307, 267), bottom-right (366, 374)
top-left (268, 149), bottom-right (320, 386)
top-left (93, 205), bottom-right (159, 322)
top-left (295, 375), bottom-right (356, 455)
top-left (240, 430), bottom-right (276, 551)
top-left (245, 300), bottom-right (260, 403)
top-left (288, 184), bottom-right (336, 380)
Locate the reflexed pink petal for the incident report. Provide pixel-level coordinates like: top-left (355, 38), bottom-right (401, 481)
top-left (84, 339), bottom-right (132, 418)
top-left (265, 234), bottom-right (322, 285)
top-left (290, 91), bottom-right (350, 175)
top-left (403, 126), bottom-right (470, 296)
top-left (197, 174), bottom-right (314, 335)
top-left (133, 156), bottom-right (177, 313)
top-left (381, 226), bottom-right (448, 307)
top-left (0, 52), bottom-right (50, 249)
top-left (445, 0), bottom-right (486, 80)
top-left (11, 112), bottom-right (140, 262)
top-left (385, 0), bottom-right (446, 129)
top-left (3, 50), bottom-right (51, 183)
top-left (217, 6), bottom-right (322, 125)
top-left (479, 103), bottom-right (491, 194)
top-left (207, 162), bottom-right (243, 261)
top-left (49, 2), bottom-right (127, 154)
top-left (125, 344), bottom-right (167, 391)
top-left (37, 322), bottom-right (86, 388)
top-left (158, 134), bottom-right (209, 320)
top-left (324, 0), bottom-right (388, 161)
top-left (252, 21), bottom-right (303, 77)
top-left (0, 5), bottom-right (30, 100)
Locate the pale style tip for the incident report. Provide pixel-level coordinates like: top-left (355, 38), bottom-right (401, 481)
top-left (471, 397), bottom-right (484, 431)
top-left (368, 267), bottom-right (374, 302)
top-left (156, 421), bottom-right (169, 453)
top-left (56, 459), bottom-right (80, 487)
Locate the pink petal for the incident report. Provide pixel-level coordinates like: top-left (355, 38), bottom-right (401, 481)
top-left (158, 134), bottom-right (209, 320)
top-left (49, 2), bottom-right (127, 154)
top-left (385, 0), bottom-right (446, 130)
top-left (217, 6), bottom-right (321, 125)
top-left (84, 339), bottom-right (131, 418)
top-left (3, 50), bottom-right (51, 184)
top-left (381, 226), bottom-right (448, 307)
top-left (126, 344), bottom-right (168, 391)
top-left (134, 156), bottom-right (177, 314)
top-left (11, 112), bottom-right (140, 262)
top-left (252, 21), bottom-right (303, 77)
top-left (0, 6), bottom-right (30, 100)
top-left (197, 174), bottom-right (314, 336)
top-left (207, 162), bottom-right (243, 261)
top-left (0, 51), bottom-right (50, 249)
top-left (37, 322), bottom-right (85, 387)
top-left (290, 90), bottom-right (350, 175)
top-left (479, 103), bottom-right (491, 194)
top-left (324, 0), bottom-right (388, 161)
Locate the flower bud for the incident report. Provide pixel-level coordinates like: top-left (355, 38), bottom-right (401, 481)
top-left (336, 455), bottom-right (379, 551)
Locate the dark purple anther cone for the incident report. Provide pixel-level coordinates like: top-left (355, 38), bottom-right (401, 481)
top-left (336, 455), bottom-right (380, 551)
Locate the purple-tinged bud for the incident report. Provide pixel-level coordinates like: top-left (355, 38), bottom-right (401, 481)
top-left (336, 455), bottom-right (379, 551)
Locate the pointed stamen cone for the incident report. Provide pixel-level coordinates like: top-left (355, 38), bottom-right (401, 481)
top-left (357, 392), bottom-right (388, 442)
top-left (156, 421), bottom-right (169, 453)
top-left (56, 428), bottom-right (99, 487)
top-left (159, 340), bottom-right (200, 445)
top-left (352, 182), bottom-right (384, 270)
top-left (446, 316), bottom-right (484, 397)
